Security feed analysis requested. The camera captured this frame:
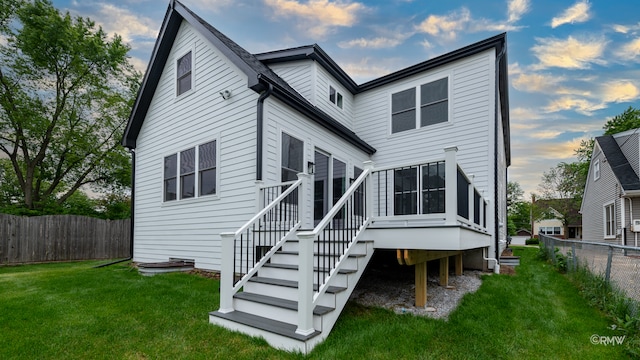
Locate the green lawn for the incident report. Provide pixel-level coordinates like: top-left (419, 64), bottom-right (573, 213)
top-left (0, 247), bottom-right (630, 359)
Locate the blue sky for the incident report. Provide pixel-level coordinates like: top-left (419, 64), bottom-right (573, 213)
top-left (53, 0), bottom-right (640, 198)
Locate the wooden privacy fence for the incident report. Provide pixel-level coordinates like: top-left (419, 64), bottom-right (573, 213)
top-left (0, 214), bottom-right (130, 265)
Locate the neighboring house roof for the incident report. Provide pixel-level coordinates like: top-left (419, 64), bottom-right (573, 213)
top-left (595, 135), bottom-right (640, 191)
top-left (122, 0), bottom-right (509, 165)
top-left (516, 229), bottom-right (531, 236)
top-left (535, 198), bottom-right (582, 227)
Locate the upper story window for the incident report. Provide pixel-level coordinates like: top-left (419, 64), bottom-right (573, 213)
top-left (163, 140), bottom-right (217, 202)
top-left (391, 77), bottom-right (449, 134)
top-left (593, 159), bottom-right (600, 181)
top-left (329, 86), bottom-right (343, 109)
top-left (177, 51), bottom-right (192, 96)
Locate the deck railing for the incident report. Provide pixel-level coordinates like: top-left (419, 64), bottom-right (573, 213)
top-left (370, 147), bottom-right (488, 230)
top-left (218, 175), bottom-right (306, 313)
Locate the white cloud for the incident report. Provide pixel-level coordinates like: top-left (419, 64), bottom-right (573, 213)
top-left (512, 72), bottom-right (563, 93)
top-left (616, 38), bottom-right (640, 61)
top-left (415, 8), bottom-right (471, 41)
top-left (543, 96), bottom-right (604, 116)
top-left (531, 36), bottom-right (607, 70)
top-left (93, 4), bottom-right (159, 45)
top-left (550, 0), bottom-right (591, 28)
top-left (338, 33), bottom-right (411, 49)
top-left (601, 80), bottom-right (640, 103)
top-left (342, 57), bottom-right (392, 82)
top-left (507, 0), bottom-right (530, 23)
top-left (264, 0), bottom-right (367, 38)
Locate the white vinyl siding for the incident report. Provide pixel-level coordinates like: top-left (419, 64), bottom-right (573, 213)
top-left (267, 61), bottom-right (314, 102)
top-left (133, 20), bottom-right (258, 270)
top-left (355, 51), bottom-right (494, 208)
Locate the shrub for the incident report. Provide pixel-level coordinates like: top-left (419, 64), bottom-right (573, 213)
top-left (525, 238), bottom-right (539, 245)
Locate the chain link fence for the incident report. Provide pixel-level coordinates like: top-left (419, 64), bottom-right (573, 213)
top-left (539, 234), bottom-right (640, 303)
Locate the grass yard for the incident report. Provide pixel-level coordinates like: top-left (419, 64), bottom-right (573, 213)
top-left (0, 247), bottom-right (631, 359)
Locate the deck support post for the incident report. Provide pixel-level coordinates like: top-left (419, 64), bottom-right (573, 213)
top-left (455, 253), bottom-right (463, 276)
top-left (415, 261), bottom-right (427, 307)
top-left (218, 232), bottom-right (235, 313)
top-left (296, 231), bottom-right (315, 336)
top-left (444, 147), bottom-right (458, 225)
top-left (439, 256), bottom-right (449, 286)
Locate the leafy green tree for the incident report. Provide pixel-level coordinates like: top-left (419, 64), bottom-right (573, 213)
top-left (0, 0), bottom-right (139, 213)
top-left (537, 162), bottom-right (586, 236)
top-left (603, 106), bottom-right (640, 135)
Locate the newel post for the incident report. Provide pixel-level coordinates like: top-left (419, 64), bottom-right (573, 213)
top-left (218, 232), bottom-right (235, 313)
top-left (296, 231), bottom-right (315, 336)
top-left (297, 173), bottom-right (312, 229)
top-left (444, 146), bottom-right (458, 225)
top-left (363, 160), bottom-right (375, 219)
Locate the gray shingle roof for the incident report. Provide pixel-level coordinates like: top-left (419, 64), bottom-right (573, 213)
top-left (596, 135), bottom-right (640, 191)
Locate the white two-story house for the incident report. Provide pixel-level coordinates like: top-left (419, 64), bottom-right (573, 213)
top-left (121, 0), bottom-right (510, 353)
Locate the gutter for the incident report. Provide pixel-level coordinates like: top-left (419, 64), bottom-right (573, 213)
top-left (95, 148), bottom-right (135, 268)
top-left (256, 84), bottom-right (273, 181)
top-left (494, 43), bottom-right (507, 267)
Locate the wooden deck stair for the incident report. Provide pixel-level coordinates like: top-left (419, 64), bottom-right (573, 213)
top-left (209, 237), bottom-right (374, 353)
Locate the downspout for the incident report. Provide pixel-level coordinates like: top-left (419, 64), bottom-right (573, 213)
top-left (256, 84), bottom-right (273, 181)
top-left (95, 148), bottom-right (135, 268)
top-left (493, 44), bottom-right (507, 270)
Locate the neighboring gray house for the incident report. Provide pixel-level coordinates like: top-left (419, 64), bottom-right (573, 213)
top-left (121, 0), bottom-right (510, 353)
top-left (581, 129), bottom-right (640, 245)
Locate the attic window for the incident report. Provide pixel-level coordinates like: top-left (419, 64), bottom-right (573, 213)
top-left (177, 51), bottom-right (192, 96)
top-left (329, 86), bottom-right (343, 109)
top-left (593, 159), bottom-right (600, 181)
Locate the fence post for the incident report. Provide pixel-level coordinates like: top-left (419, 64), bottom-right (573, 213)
top-left (444, 146), bottom-right (458, 225)
top-left (218, 232), bottom-right (235, 313)
top-left (296, 231), bottom-right (315, 336)
top-left (571, 242), bottom-right (577, 272)
top-left (605, 246), bottom-right (613, 283)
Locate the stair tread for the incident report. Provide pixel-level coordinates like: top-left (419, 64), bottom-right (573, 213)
top-left (262, 263), bottom-right (357, 274)
top-left (276, 250), bottom-right (366, 258)
top-left (249, 276), bottom-right (347, 293)
top-left (234, 292), bottom-right (334, 315)
top-left (210, 310), bottom-right (321, 341)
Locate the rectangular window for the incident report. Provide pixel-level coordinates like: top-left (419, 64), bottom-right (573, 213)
top-left (177, 51), bottom-right (192, 96)
top-left (180, 147), bottom-right (195, 199)
top-left (199, 141), bottom-right (216, 196)
top-left (421, 162), bottom-right (445, 214)
top-left (281, 133), bottom-right (304, 182)
top-left (394, 167), bottom-right (418, 215)
top-left (593, 159), bottom-right (600, 181)
top-left (420, 78), bottom-right (448, 127)
top-left (391, 77), bottom-right (448, 134)
top-left (554, 227), bottom-right (561, 235)
top-left (391, 88), bottom-right (416, 133)
top-left (604, 203), bottom-right (615, 238)
top-left (164, 154), bottom-right (177, 201)
top-left (329, 86), bottom-right (336, 104)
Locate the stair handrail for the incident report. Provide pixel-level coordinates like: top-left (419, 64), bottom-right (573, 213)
top-left (298, 163), bottom-right (372, 304)
top-left (218, 177), bottom-right (304, 314)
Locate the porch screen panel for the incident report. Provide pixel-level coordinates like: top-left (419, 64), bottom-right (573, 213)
top-left (394, 167), bottom-right (417, 215)
top-left (474, 189), bottom-right (481, 225)
top-left (422, 161), bottom-right (445, 214)
top-left (457, 168), bottom-right (469, 219)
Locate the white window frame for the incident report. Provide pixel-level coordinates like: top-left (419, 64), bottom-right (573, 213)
top-left (329, 85), bottom-right (343, 109)
top-left (162, 138), bottom-right (219, 204)
top-left (175, 46), bottom-right (195, 98)
top-left (389, 74), bottom-right (451, 135)
top-left (604, 201), bottom-right (616, 239)
top-left (593, 159), bottom-right (600, 181)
